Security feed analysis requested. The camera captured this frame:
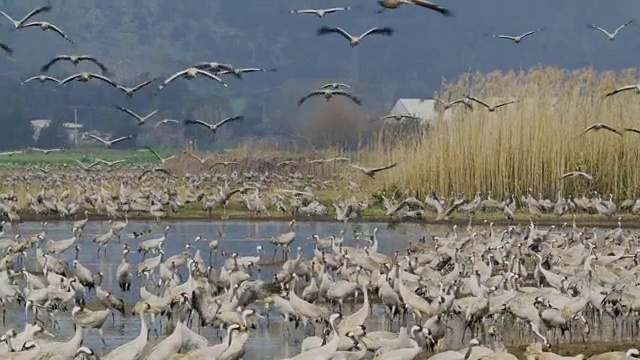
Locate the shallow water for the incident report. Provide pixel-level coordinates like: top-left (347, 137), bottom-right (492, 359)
top-left (4, 220), bottom-right (436, 359)
top-left (2, 220), bottom-right (625, 359)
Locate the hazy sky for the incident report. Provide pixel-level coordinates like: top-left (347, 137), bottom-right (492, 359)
top-left (1, 1), bottom-right (639, 99)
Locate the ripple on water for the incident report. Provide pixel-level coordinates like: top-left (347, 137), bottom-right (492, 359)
top-left (10, 219), bottom-right (603, 359)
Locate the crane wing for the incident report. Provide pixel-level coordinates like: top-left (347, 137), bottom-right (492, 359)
top-left (371, 163), bottom-right (398, 172)
top-left (161, 70), bottom-right (188, 88)
top-left (411, 0), bottom-right (453, 16)
top-left (184, 119), bottom-right (213, 130)
top-left (215, 116), bottom-right (244, 128)
top-left (297, 91), bottom-right (323, 106)
top-left (493, 35), bottom-right (516, 41)
top-left (144, 147), bottom-right (163, 162)
top-left (494, 100), bottom-right (519, 109)
top-left (88, 73), bottom-right (117, 87)
top-left (115, 106), bottom-right (141, 120)
top-left (132, 79), bottom-right (155, 91)
top-left (48, 23), bottom-right (73, 43)
top-left (614, 20), bottom-right (634, 35)
top-left (41, 56), bottom-right (67, 72)
top-left (194, 69), bottom-right (227, 87)
top-left (360, 27), bottom-right (394, 38)
top-left (317, 26), bottom-right (353, 43)
top-left (333, 91), bottom-right (362, 105)
top-left (465, 96), bottom-right (491, 109)
top-left (84, 57), bottom-right (109, 73)
top-left (605, 85), bottom-right (637, 97)
top-left (19, 5), bottom-right (52, 25)
top-left (111, 135), bottom-right (134, 144)
top-left (587, 24), bottom-right (610, 36)
top-left (88, 134), bottom-right (106, 144)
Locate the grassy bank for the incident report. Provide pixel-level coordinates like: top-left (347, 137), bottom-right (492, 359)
top-left (365, 67), bottom-right (640, 199)
top-left (15, 201), bottom-right (634, 228)
top-left (0, 148), bottom-right (168, 167)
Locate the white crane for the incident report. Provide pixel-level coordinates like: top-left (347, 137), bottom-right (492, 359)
top-left (114, 106), bottom-right (158, 126)
top-left (116, 78), bottom-right (156, 97)
top-left (87, 134), bottom-right (136, 148)
top-left (493, 28), bottom-right (545, 44)
top-left (184, 116), bottom-right (244, 134)
top-left (587, 20), bottom-right (634, 41)
top-left (291, 7), bottom-right (351, 18)
top-left (317, 26), bottom-right (395, 47)
top-left (159, 67), bottom-right (228, 89)
top-left (0, 5), bottom-right (51, 29)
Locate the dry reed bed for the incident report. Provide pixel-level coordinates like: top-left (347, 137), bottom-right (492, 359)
top-left (165, 145), bottom-right (352, 180)
top-left (366, 67), bottom-right (640, 199)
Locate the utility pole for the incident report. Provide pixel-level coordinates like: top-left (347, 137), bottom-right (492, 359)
top-left (73, 108), bottom-right (78, 145)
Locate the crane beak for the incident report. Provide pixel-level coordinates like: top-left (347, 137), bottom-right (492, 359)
top-left (42, 329), bottom-right (55, 337)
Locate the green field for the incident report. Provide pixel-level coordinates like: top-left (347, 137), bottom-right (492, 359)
top-left (0, 148), bottom-right (177, 167)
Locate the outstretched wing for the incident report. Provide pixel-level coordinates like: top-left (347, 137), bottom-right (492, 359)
top-left (18, 5), bottom-right (52, 25)
top-left (465, 96), bottom-right (491, 109)
top-left (88, 73), bottom-right (117, 87)
top-left (326, 7), bottom-right (351, 13)
top-left (371, 162), bottom-right (398, 173)
top-left (298, 91), bottom-right (323, 106)
top-left (160, 70), bottom-right (188, 88)
top-left (605, 85), bottom-right (637, 97)
top-left (0, 11), bottom-right (16, 26)
top-left (494, 100), bottom-right (519, 109)
top-left (613, 20), bottom-right (635, 35)
top-left (412, 0), bottom-right (453, 16)
top-left (493, 35), bottom-right (517, 41)
top-left (559, 172), bottom-right (576, 180)
top-left (59, 74), bottom-right (82, 85)
top-left (88, 134), bottom-right (107, 144)
top-left (587, 24), bottom-right (611, 37)
top-left (360, 27), bottom-right (395, 39)
top-left (144, 146), bottom-right (163, 162)
top-left (449, 98), bottom-right (473, 110)
top-left (41, 56), bottom-right (67, 72)
top-left (83, 57), bottom-right (109, 74)
top-left (185, 152), bottom-right (205, 163)
top-left (115, 106), bottom-right (141, 120)
top-left (317, 26), bottom-right (353, 42)
top-left (349, 164), bottom-right (367, 172)
top-left (0, 42), bottom-right (12, 55)
top-left (131, 79), bottom-right (155, 92)
top-left (194, 69), bottom-right (228, 87)
top-left (111, 135), bottom-right (135, 145)
top-left (215, 116), bottom-right (244, 128)
top-left (48, 23), bottom-right (73, 44)
top-left (154, 119), bottom-right (179, 128)
top-left (333, 91), bottom-right (362, 105)
top-left (184, 119), bottom-right (213, 130)
top-left (291, 9), bottom-right (318, 15)
top-left (520, 28), bottom-right (544, 39)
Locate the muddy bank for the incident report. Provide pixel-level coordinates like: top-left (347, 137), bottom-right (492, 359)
top-left (12, 210), bottom-right (634, 229)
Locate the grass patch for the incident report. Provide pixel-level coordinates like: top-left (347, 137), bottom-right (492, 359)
top-left (0, 148), bottom-right (171, 167)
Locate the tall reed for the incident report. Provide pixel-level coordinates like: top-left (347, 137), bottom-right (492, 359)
top-left (364, 67), bottom-right (640, 199)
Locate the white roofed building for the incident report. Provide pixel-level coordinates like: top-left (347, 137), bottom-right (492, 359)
top-left (388, 98), bottom-right (451, 125)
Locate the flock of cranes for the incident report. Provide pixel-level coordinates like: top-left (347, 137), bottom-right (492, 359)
top-left (4, 4), bottom-right (279, 152)
top-left (1, 2), bottom-right (640, 360)
top-left (0, 199), bottom-right (640, 360)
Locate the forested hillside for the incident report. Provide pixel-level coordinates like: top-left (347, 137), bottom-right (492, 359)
top-left (0, 0), bottom-right (637, 150)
